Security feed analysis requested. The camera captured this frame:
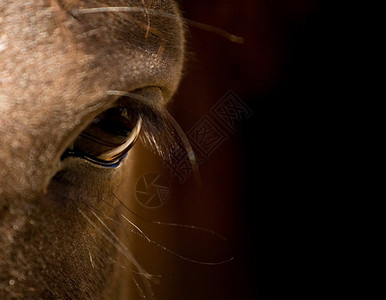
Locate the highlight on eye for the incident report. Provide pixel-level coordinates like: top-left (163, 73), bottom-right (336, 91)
top-left (60, 90), bottom-right (199, 178)
top-left (61, 105), bottom-right (142, 167)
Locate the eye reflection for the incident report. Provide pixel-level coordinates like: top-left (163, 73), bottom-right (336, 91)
top-left (62, 107), bottom-right (142, 167)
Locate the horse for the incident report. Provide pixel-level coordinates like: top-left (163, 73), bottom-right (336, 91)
top-left (1, 1), bottom-right (187, 298)
top-left (1, 0), bottom-right (324, 298)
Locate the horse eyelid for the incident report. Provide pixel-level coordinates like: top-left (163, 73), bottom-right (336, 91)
top-left (107, 90), bottom-right (175, 159)
top-left (106, 90), bottom-right (200, 184)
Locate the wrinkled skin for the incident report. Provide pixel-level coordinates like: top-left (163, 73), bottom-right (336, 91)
top-left (0, 0), bottom-right (184, 298)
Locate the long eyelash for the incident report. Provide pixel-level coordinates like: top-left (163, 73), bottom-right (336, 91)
top-left (158, 108), bottom-right (201, 186)
top-left (107, 90), bottom-right (201, 184)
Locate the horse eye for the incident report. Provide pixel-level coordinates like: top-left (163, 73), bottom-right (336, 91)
top-left (62, 107), bottom-right (142, 167)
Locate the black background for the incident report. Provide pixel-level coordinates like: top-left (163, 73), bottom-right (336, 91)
top-left (134, 1), bottom-right (335, 299)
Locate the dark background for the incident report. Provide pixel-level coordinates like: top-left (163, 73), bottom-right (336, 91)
top-left (131, 1), bottom-right (333, 299)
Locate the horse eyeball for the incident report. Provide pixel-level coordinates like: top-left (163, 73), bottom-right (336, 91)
top-left (62, 107), bottom-right (142, 167)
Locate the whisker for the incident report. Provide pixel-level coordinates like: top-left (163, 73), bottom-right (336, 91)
top-left (111, 192), bottom-right (234, 265)
top-left (89, 199), bottom-right (233, 265)
top-left (89, 251), bottom-right (95, 269)
top-left (85, 203), bottom-right (161, 284)
top-left (94, 198), bottom-right (152, 242)
top-left (149, 239), bottom-right (234, 265)
top-left (71, 7), bottom-right (244, 44)
top-left (120, 213), bottom-right (152, 243)
top-left (89, 209), bottom-right (128, 251)
top-left (108, 256), bottom-right (162, 282)
top-left (80, 209), bottom-right (143, 274)
top-left (86, 228), bottom-right (158, 289)
top-left (140, 0), bottom-right (151, 37)
top-left (183, 18), bottom-right (245, 44)
top-left (112, 192), bottom-right (227, 240)
top-left (78, 208), bottom-right (155, 300)
top-left (132, 275), bottom-right (147, 300)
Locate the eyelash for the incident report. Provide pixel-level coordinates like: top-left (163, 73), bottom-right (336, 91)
top-left (130, 99), bottom-right (179, 160)
top-left (106, 91), bottom-right (182, 161)
top-left (121, 95), bottom-right (199, 179)
top-left (60, 89), bottom-right (198, 178)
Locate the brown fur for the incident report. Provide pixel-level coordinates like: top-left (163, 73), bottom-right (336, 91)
top-left (0, 0), bottom-right (184, 298)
